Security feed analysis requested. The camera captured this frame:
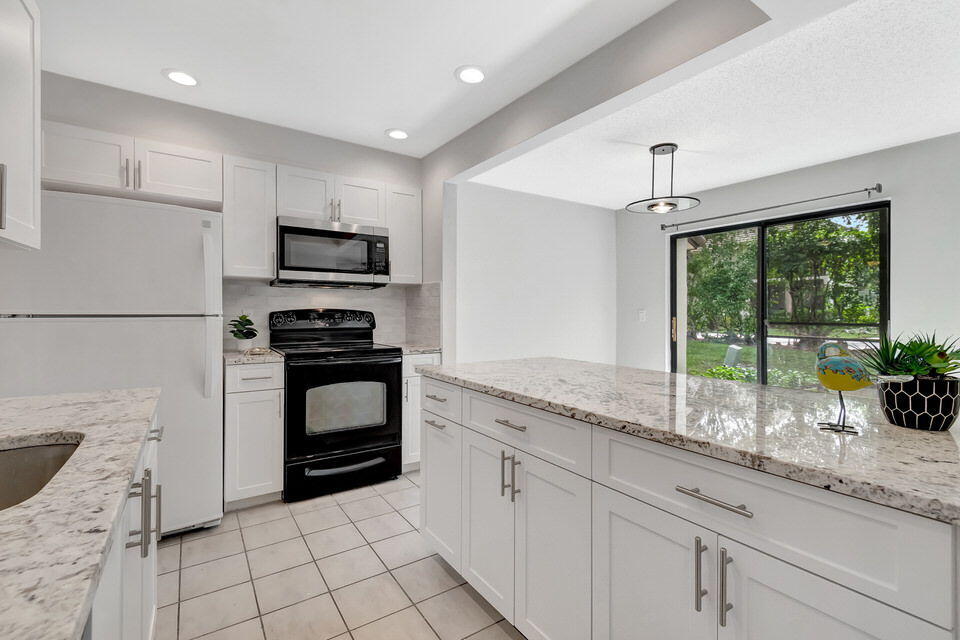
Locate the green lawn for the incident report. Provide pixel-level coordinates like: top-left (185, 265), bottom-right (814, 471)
top-left (686, 340), bottom-right (820, 389)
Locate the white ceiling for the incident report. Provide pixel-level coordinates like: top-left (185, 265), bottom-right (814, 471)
top-left (36, 0), bottom-right (673, 157)
top-left (471, 0), bottom-right (960, 209)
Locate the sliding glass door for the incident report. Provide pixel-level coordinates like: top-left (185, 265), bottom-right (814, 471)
top-left (671, 203), bottom-right (889, 389)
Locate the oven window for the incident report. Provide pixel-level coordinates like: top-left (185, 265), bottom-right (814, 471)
top-left (305, 381), bottom-right (386, 434)
top-left (284, 233), bottom-right (369, 272)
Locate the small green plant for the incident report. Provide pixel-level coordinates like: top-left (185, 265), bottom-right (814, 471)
top-left (228, 314), bottom-right (258, 340)
top-left (702, 365), bottom-right (757, 382)
top-left (856, 333), bottom-right (960, 378)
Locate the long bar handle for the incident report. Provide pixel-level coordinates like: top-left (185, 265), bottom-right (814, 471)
top-left (0, 163), bottom-right (6, 230)
top-left (676, 485), bottom-right (753, 519)
top-left (495, 418), bottom-right (527, 432)
top-left (126, 469), bottom-right (152, 557)
top-left (124, 158), bottom-right (130, 187)
top-left (155, 483), bottom-right (162, 542)
top-left (500, 450), bottom-right (511, 497)
top-left (425, 394), bottom-right (447, 403)
top-left (510, 457), bottom-right (521, 502)
top-left (719, 547), bottom-right (734, 627)
top-left (329, 198), bottom-right (336, 222)
top-left (135, 160), bottom-right (142, 189)
top-left (404, 379), bottom-right (409, 402)
top-left (425, 419), bottom-right (446, 430)
top-left (240, 375), bottom-right (273, 381)
top-left (694, 536), bottom-right (708, 612)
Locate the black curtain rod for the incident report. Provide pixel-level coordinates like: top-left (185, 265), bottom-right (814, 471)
top-left (660, 183), bottom-right (883, 231)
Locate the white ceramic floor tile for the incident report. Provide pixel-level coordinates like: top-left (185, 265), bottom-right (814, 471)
top-left (352, 606), bottom-right (439, 640)
top-left (237, 502), bottom-right (291, 528)
top-left (182, 512), bottom-right (240, 542)
top-left (246, 536), bottom-right (313, 579)
top-left (197, 618), bottom-right (265, 640)
top-left (178, 581), bottom-right (259, 640)
top-left (405, 470), bottom-right (422, 486)
top-left (158, 544), bottom-right (181, 574)
top-left (399, 505), bottom-right (420, 529)
top-left (465, 621), bottom-right (526, 640)
top-left (180, 553), bottom-right (251, 600)
top-left (373, 476), bottom-right (416, 495)
top-left (157, 570), bottom-right (180, 607)
top-left (332, 573), bottom-right (412, 629)
top-left (293, 505), bottom-right (350, 534)
top-left (332, 485), bottom-right (378, 504)
top-left (261, 594), bottom-right (347, 640)
top-left (241, 516), bottom-right (300, 550)
top-left (155, 604), bottom-right (178, 640)
top-left (417, 585), bottom-right (502, 640)
top-left (341, 495), bottom-right (394, 521)
top-left (391, 555), bottom-right (464, 603)
top-left (254, 562), bottom-right (328, 613)
top-left (316, 545), bottom-right (386, 590)
top-left (304, 523), bottom-right (366, 559)
top-left (355, 511), bottom-right (413, 543)
top-left (181, 530), bottom-right (245, 568)
top-left (383, 487), bottom-right (420, 510)
top-left (288, 494), bottom-right (337, 515)
top-left (372, 530), bottom-right (434, 569)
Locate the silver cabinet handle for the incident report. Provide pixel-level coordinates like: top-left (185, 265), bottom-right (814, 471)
top-left (337, 198), bottom-right (342, 221)
top-left (510, 457), bottom-right (521, 502)
top-left (240, 375), bottom-right (273, 381)
top-left (676, 486), bottom-right (753, 519)
top-left (694, 536), bottom-right (708, 612)
top-left (135, 160), bottom-right (142, 190)
top-left (126, 468), bottom-right (152, 558)
top-left (495, 418), bottom-right (527, 432)
top-left (404, 379), bottom-right (409, 402)
top-left (124, 158), bottom-right (130, 187)
top-left (500, 450), bottom-right (511, 497)
top-left (329, 198), bottom-right (335, 221)
top-left (425, 394), bottom-right (447, 403)
top-left (425, 419), bottom-right (446, 430)
top-left (0, 163), bottom-right (6, 230)
top-left (155, 483), bottom-right (162, 542)
top-left (148, 425), bottom-right (164, 442)
top-left (719, 547), bottom-right (734, 627)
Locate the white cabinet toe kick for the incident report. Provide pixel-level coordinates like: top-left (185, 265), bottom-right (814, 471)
top-left (419, 377), bottom-right (956, 640)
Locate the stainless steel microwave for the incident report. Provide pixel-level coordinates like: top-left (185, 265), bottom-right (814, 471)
top-left (272, 216), bottom-right (390, 289)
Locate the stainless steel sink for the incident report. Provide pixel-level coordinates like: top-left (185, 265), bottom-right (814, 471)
top-left (0, 443), bottom-right (78, 510)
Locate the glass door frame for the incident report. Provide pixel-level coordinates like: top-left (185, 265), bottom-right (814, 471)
top-left (669, 201), bottom-right (890, 384)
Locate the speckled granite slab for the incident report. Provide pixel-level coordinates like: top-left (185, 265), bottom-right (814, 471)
top-left (224, 349), bottom-right (285, 365)
top-left (0, 388), bottom-right (161, 640)
top-left (417, 357), bottom-right (960, 523)
top-left (389, 343), bottom-right (441, 355)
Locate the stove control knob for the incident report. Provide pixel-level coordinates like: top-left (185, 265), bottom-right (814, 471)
top-left (363, 312), bottom-right (374, 324)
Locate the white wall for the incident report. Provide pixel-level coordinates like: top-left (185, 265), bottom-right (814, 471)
top-left (455, 183), bottom-right (617, 364)
top-left (617, 131), bottom-right (960, 371)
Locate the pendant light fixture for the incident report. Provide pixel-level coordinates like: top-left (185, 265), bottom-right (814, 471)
top-left (625, 142), bottom-right (700, 214)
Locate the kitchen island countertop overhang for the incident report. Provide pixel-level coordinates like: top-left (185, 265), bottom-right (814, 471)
top-left (416, 357), bottom-right (960, 523)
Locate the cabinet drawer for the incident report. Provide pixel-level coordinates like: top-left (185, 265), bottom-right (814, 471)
top-left (421, 378), bottom-right (462, 423)
top-left (593, 427), bottom-right (953, 628)
top-left (225, 362), bottom-right (284, 393)
top-left (463, 391), bottom-right (591, 477)
top-left (403, 353), bottom-right (440, 377)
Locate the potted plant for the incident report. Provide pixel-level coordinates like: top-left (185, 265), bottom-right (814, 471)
top-left (857, 333), bottom-right (960, 431)
top-left (228, 314), bottom-right (258, 354)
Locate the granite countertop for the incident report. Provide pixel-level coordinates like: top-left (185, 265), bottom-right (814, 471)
top-left (417, 357), bottom-right (960, 523)
top-left (389, 343), bottom-right (442, 355)
top-left (0, 388), bottom-right (161, 640)
top-left (224, 349), bottom-right (285, 365)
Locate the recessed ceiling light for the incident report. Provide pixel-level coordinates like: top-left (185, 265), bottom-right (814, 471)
top-left (385, 128), bottom-right (408, 140)
top-left (163, 69), bottom-right (198, 86)
top-left (455, 65), bottom-right (485, 84)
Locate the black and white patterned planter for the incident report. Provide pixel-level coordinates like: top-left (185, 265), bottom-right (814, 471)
top-left (877, 376), bottom-right (959, 431)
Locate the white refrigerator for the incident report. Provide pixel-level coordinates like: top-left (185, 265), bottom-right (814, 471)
top-left (0, 191), bottom-right (224, 533)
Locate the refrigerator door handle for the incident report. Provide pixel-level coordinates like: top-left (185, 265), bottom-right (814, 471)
top-left (203, 316), bottom-right (219, 399)
top-left (201, 232), bottom-right (219, 315)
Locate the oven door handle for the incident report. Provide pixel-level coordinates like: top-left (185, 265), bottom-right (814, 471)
top-left (287, 356), bottom-right (402, 366)
top-left (304, 457), bottom-right (386, 477)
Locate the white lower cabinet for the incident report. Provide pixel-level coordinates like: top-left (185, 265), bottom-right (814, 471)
top-left (224, 372), bottom-right (284, 503)
top-left (401, 375), bottom-right (422, 466)
top-left (421, 412), bottom-right (462, 569)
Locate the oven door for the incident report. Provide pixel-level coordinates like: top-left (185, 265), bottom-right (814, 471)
top-left (285, 354), bottom-right (402, 460)
top-left (277, 218), bottom-right (387, 285)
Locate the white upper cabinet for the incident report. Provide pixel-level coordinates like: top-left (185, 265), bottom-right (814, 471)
top-left (336, 175), bottom-right (386, 226)
top-left (42, 122), bottom-right (134, 190)
top-left (223, 155), bottom-right (277, 279)
top-left (0, 0), bottom-right (41, 250)
top-left (277, 164), bottom-right (336, 221)
top-left (385, 184), bottom-right (422, 284)
top-left (134, 138), bottom-right (222, 203)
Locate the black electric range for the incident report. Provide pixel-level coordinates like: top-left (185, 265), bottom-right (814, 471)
top-left (270, 309), bottom-right (402, 501)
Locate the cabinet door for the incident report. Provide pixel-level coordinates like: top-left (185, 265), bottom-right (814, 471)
top-left (461, 428), bottom-right (515, 621)
top-left (421, 412), bottom-right (462, 569)
top-left (401, 376), bottom-right (422, 465)
top-left (122, 480), bottom-right (144, 639)
top-left (42, 121), bottom-right (134, 190)
top-left (0, 0), bottom-right (41, 249)
top-left (224, 389), bottom-right (284, 502)
top-left (90, 518), bottom-right (125, 639)
top-left (385, 184), bottom-right (422, 284)
top-left (223, 155), bottom-right (277, 279)
top-left (336, 175), bottom-right (385, 226)
top-left (141, 442), bottom-right (159, 640)
top-left (717, 537), bottom-right (950, 640)
top-left (134, 138), bottom-right (223, 203)
top-left (593, 484), bottom-right (717, 640)
top-left (277, 164), bottom-right (336, 221)
top-left (514, 452), bottom-right (591, 640)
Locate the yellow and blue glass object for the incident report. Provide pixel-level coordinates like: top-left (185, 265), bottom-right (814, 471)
top-left (816, 342), bottom-right (872, 434)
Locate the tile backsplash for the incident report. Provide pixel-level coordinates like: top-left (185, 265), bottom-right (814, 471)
top-left (405, 282), bottom-right (441, 346)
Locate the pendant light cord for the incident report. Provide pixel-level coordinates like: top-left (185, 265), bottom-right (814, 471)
top-left (660, 184), bottom-right (883, 231)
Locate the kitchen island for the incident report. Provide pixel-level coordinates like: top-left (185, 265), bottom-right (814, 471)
top-left (0, 387), bottom-right (161, 640)
top-left (415, 357), bottom-right (960, 640)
